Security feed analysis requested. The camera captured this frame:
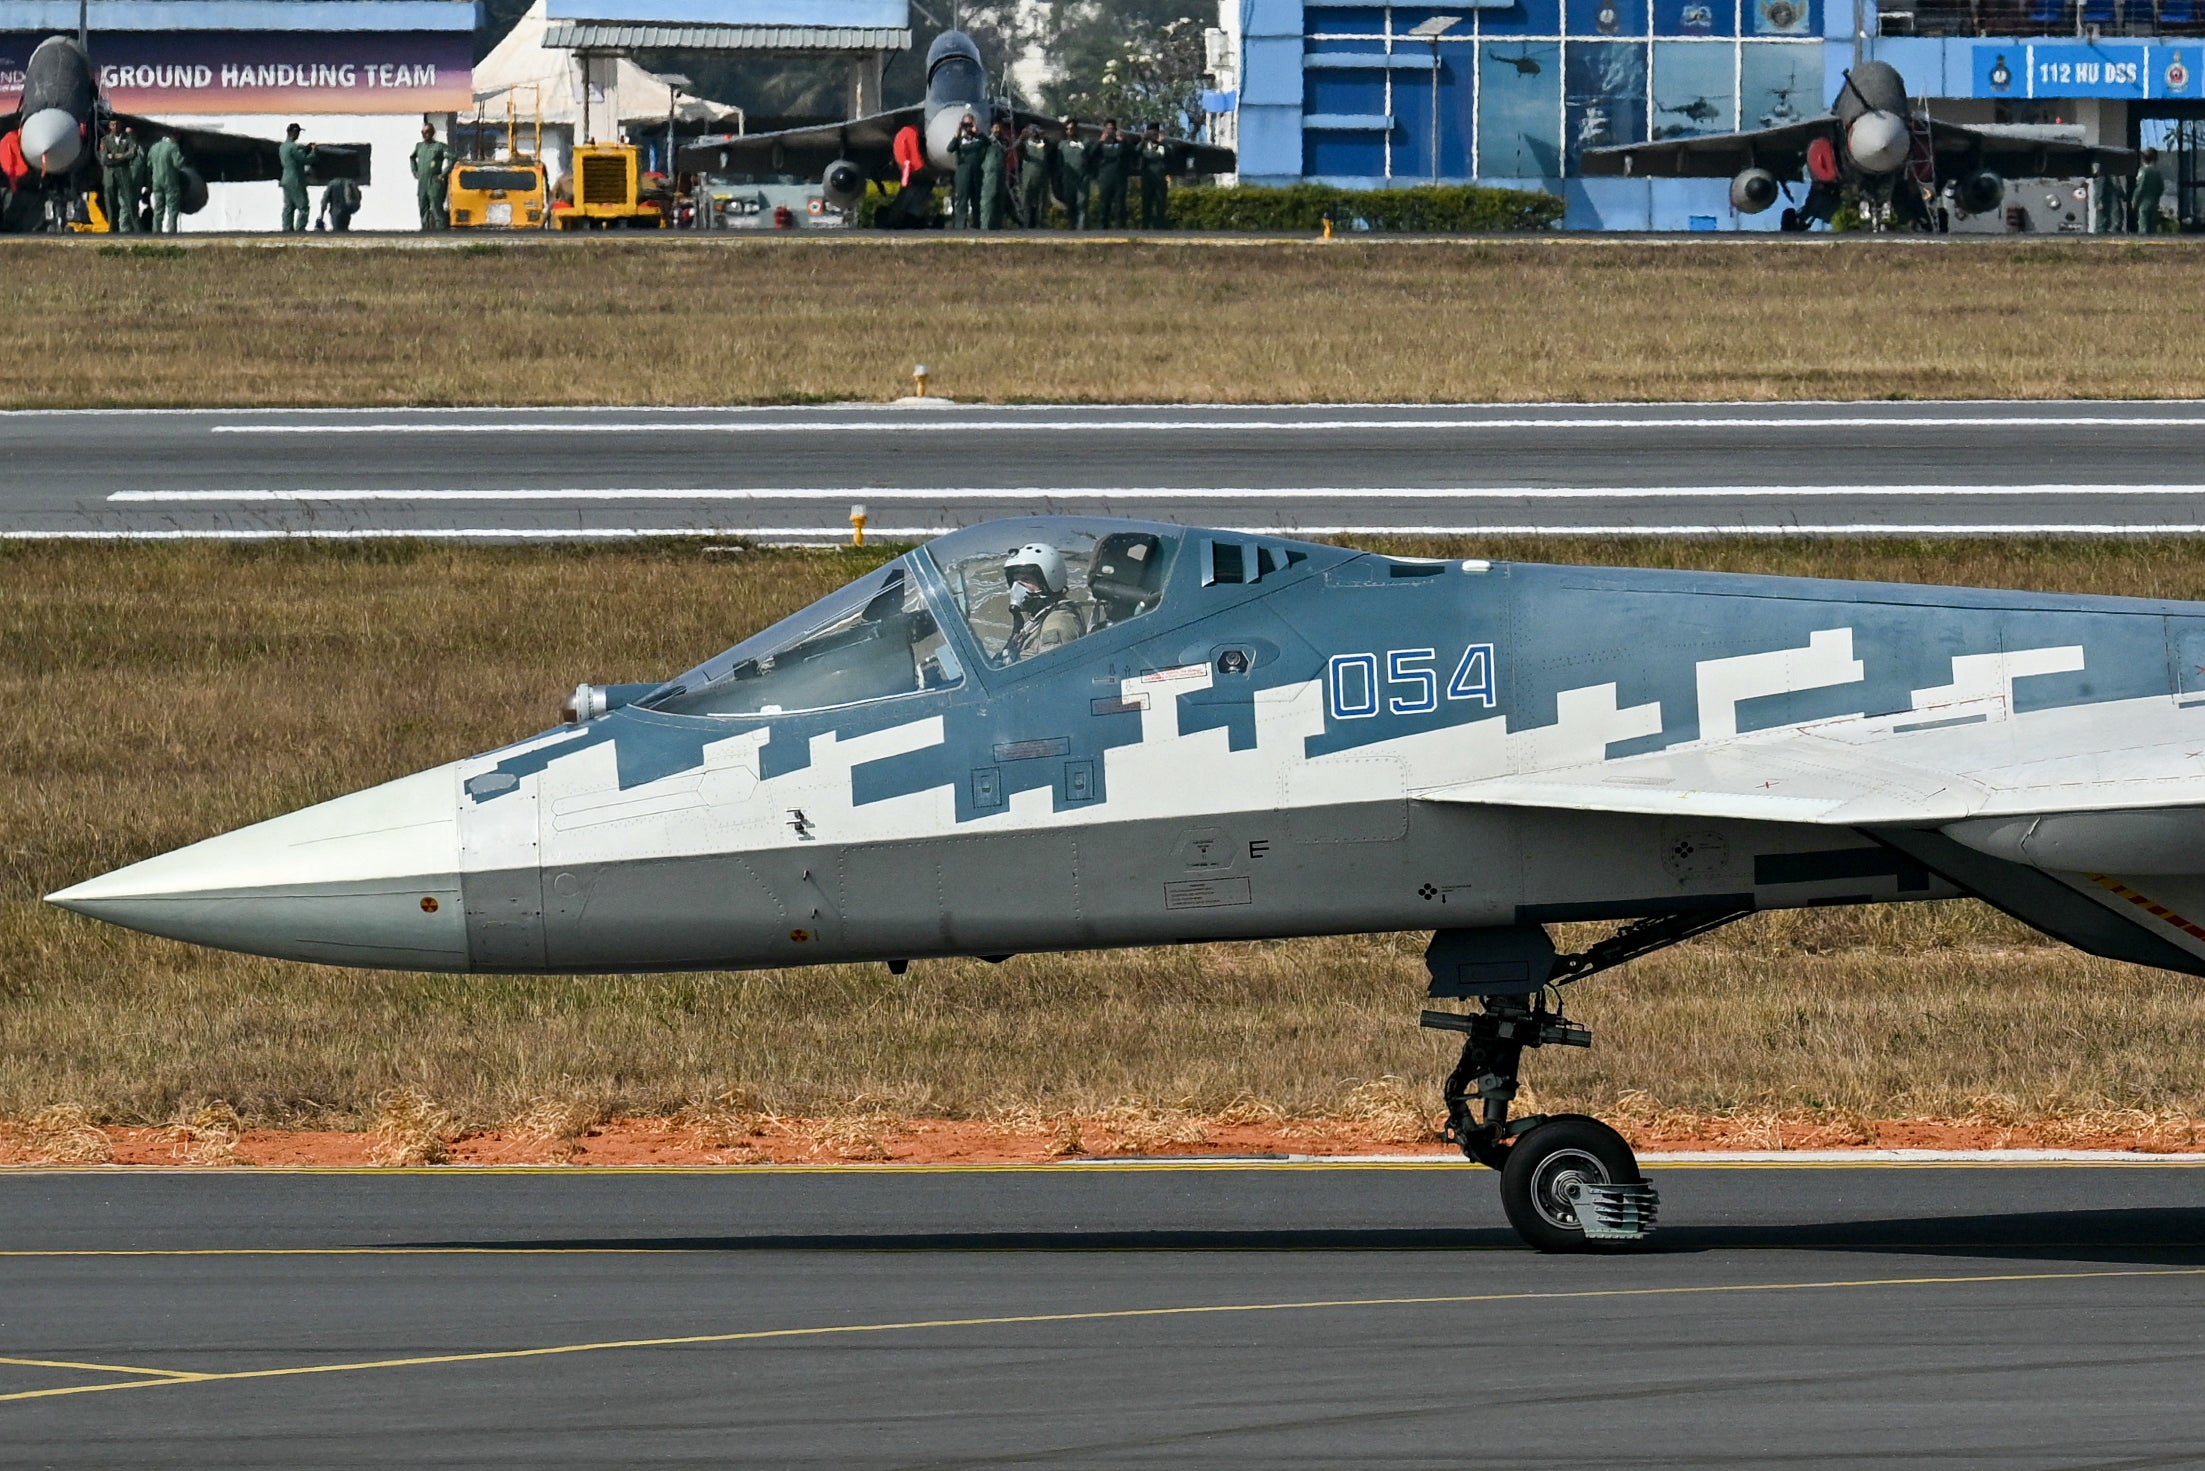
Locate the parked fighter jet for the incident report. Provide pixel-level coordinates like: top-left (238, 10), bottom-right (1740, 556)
top-left (2, 32), bottom-right (369, 232)
top-left (52, 516), bottom-right (2205, 1248)
top-left (1581, 59), bottom-right (2134, 230)
top-left (675, 30), bottom-right (1235, 226)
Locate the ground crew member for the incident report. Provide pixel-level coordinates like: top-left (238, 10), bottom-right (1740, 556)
top-left (2132, 147), bottom-right (2165, 235)
top-left (999, 542), bottom-right (1083, 663)
top-left (1091, 118), bottom-right (1131, 228)
top-left (145, 132), bottom-right (185, 233)
top-left (948, 111), bottom-right (986, 228)
top-left (1138, 122), bottom-right (1172, 229)
top-left (980, 118), bottom-right (1010, 229)
top-left (278, 124), bottom-right (314, 232)
top-left (410, 124), bottom-right (450, 230)
top-left (1057, 117), bottom-right (1090, 229)
top-left (317, 174), bottom-right (362, 231)
top-left (1017, 123), bottom-right (1051, 227)
top-left (97, 120), bottom-right (140, 233)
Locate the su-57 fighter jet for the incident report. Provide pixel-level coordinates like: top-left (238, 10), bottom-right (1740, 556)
top-left (50, 516), bottom-right (2205, 1248)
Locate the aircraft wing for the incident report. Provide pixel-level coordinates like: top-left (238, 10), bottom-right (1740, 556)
top-left (1927, 122), bottom-right (2136, 178)
top-left (679, 107), bottom-right (921, 180)
top-left (1415, 694), bottom-right (2205, 828)
top-left (109, 114), bottom-right (371, 185)
top-left (1578, 117), bottom-right (1833, 178)
top-left (1003, 106), bottom-right (1237, 174)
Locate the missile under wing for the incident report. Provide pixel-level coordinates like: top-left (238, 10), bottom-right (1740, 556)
top-left (50, 516), bottom-right (2205, 1248)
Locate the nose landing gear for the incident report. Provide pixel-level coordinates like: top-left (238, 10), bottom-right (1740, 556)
top-left (1421, 910), bottom-right (1748, 1251)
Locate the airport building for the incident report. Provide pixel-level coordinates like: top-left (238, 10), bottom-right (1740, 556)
top-left (1214, 0), bottom-right (2205, 227)
top-left (0, 0), bottom-right (475, 229)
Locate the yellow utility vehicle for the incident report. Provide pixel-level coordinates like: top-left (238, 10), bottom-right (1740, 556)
top-left (553, 141), bottom-right (672, 229)
top-left (448, 87), bottom-right (550, 229)
top-left (448, 161), bottom-right (549, 228)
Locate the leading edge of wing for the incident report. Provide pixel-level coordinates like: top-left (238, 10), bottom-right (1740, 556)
top-left (1929, 120), bottom-right (2138, 176)
top-left (1578, 117), bottom-right (1830, 177)
top-left (678, 107), bottom-right (919, 171)
top-left (1416, 694), bottom-right (2205, 827)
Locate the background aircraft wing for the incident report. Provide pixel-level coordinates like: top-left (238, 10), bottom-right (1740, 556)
top-left (1006, 107), bottom-right (1237, 173)
top-left (1928, 122), bottom-right (2136, 178)
top-left (110, 114), bottom-right (371, 184)
top-left (1414, 694), bottom-right (2205, 828)
top-left (1578, 117), bottom-right (1831, 178)
top-left (679, 107), bottom-right (920, 179)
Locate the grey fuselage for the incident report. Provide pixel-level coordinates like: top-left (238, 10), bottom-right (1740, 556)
top-left (48, 515), bottom-right (2205, 981)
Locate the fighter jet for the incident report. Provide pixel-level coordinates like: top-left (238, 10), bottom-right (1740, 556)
top-left (2, 32), bottom-right (369, 232)
top-left (674, 30), bottom-right (1235, 226)
top-left (51, 516), bottom-right (2205, 1249)
top-left (1581, 59), bottom-right (2134, 230)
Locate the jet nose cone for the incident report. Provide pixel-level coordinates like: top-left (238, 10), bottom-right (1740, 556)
top-left (1846, 109), bottom-right (1911, 174)
top-left (48, 765), bottom-right (469, 970)
top-left (19, 108), bottom-right (82, 175)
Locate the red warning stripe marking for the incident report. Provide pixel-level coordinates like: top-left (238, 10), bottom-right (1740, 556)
top-left (2086, 873), bottom-right (2205, 943)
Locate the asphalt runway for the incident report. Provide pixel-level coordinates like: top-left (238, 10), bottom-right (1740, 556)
top-left (5, 1160), bottom-right (2204, 1467)
top-left (11, 401), bottom-right (2205, 540)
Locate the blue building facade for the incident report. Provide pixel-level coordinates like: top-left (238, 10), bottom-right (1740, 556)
top-left (1229, 0), bottom-right (2201, 226)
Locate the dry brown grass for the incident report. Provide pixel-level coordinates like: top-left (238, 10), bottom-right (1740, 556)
top-left (10, 238), bottom-right (2205, 405)
top-left (10, 539), bottom-right (2205, 1133)
top-left (162, 1099), bottom-right (245, 1165)
top-left (21, 1103), bottom-right (113, 1163)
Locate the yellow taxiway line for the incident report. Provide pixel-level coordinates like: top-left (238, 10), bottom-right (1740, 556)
top-left (6, 1266), bottom-right (2204, 1408)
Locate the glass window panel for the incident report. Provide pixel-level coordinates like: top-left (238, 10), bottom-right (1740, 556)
top-left (1306, 5), bottom-right (1388, 30)
top-left (1739, 40), bottom-right (1821, 129)
top-left (1565, 41), bottom-right (1649, 169)
top-left (1306, 129), bottom-right (1391, 175)
top-left (1650, 40), bottom-right (1737, 136)
top-left (1568, 0), bottom-right (1651, 33)
top-left (643, 559), bottom-right (960, 718)
top-left (1747, 0), bottom-right (1816, 32)
top-left (1306, 69), bottom-right (1390, 114)
top-left (1653, 0), bottom-right (1737, 35)
top-left (1477, 41), bottom-right (1563, 173)
top-left (1480, 0), bottom-right (1564, 38)
top-left (929, 525), bottom-right (1179, 669)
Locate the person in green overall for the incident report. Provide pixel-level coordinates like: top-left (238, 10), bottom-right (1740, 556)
top-left (278, 124), bottom-right (315, 233)
top-left (1056, 117), bottom-right (1090, 229)
top-left (1091, 117), bottom-right (1131, 228)
top-left (97, 121), bottom-right (140, 233)
top-left (2132, 147), bottom-right (2166, 235)
top-left (145, 133), bottom-right (185, 234)
top-left (948, 111), bottom-right (986, 228)
top-left (411, 124), bottom-right (451, 230)
top-left (1137, 122), bottom-right (1172, 229)
top-left (1017, 123), bottom-right (1051, 226)
top-left (980, 118), bottom-right (1010, 228)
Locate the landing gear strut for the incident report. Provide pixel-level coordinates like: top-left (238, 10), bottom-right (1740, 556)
top-left (1420, 910), bottom-right (1749, 1251)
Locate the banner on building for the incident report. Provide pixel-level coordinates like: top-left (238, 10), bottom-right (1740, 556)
top-left (0, 31), bottom-right (472, 113)
top-left (1974, 41), bottom-right (2203, 100)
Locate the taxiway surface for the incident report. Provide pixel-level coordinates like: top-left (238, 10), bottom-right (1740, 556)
top-left (5, 1161), bottom-right (2204, 1467)
top-left (10, 401), bottom-right (2205, 539)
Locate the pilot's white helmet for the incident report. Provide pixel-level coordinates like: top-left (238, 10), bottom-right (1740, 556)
top-left (1004, 542), bottom-right (1068, 596)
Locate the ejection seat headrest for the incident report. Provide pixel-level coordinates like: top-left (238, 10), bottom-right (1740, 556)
top-left (1088, 532), bottom-right (1167, 622)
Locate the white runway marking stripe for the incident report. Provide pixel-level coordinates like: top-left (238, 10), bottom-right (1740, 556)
top-left (25, 525), bottom-right (2205, 540)
top-left (105, 484), bottom-right (2205, 503)
top-left (206, 415), bottom-right (2205, 435)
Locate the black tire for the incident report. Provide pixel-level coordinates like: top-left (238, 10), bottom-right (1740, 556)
top-left (1499, 1114), bottom-right (1640, 1252)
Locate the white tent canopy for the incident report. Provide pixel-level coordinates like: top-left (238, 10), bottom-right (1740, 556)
top-left (470, 0), bottom-right (739, 130)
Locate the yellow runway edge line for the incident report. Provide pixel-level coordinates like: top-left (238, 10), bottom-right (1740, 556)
top-left (6, 1266), bottom-right (2203, 1408)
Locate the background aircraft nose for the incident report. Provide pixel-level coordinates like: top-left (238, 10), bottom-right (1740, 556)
top-left (19, 108), bottom-right (82, 174)
top-left (46, 765), bottom-right (469, 970)
top-left (1846, 109), bottom-right (1911, 174)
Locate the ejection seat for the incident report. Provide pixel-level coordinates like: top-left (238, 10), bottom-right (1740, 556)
top-left (1087, 532), bottom-right (1169, 627)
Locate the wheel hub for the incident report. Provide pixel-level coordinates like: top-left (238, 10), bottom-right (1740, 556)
top-left (1528, 1147), bottom-right (1609, 1230)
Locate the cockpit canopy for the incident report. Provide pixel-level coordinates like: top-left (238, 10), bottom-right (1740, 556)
top-left (637, 520), bottom-right (1182, 720)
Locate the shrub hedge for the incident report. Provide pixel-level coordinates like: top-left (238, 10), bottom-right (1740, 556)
top-left (1165, 182), bottom-right (1564, 232)
top-left (858, 179), bottom-right (1563, 232)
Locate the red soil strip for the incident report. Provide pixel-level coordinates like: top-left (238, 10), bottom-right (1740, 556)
top-left (5, 1115), bottom-right (2205, 1167)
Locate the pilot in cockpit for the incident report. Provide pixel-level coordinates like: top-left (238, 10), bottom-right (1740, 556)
top-left (999, 542), bottom-right (1084, 663)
